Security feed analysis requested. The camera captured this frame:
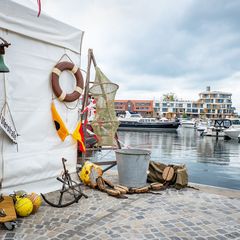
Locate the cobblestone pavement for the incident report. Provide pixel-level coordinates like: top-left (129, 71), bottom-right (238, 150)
top-left (1, 172), bottom-right (240, 240)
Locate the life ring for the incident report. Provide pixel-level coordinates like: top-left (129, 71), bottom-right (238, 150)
top-left (51, 61), bottom-right (84, 102)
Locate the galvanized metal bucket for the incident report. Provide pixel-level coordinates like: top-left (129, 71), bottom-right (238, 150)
top-left (115, 149), bottom-right (151, 188)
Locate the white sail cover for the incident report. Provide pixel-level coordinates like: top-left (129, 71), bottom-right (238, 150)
top-left (0, 0), bottom-right (84, 193)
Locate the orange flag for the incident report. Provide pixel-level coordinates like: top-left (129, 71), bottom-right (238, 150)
top-left (72, 122), bottom-right (86, 153)
top-left (51, 103), bottom-right (69, 141)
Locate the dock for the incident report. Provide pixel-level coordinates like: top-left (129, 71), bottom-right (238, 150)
top-left (1, 170), bottom-right (240, 240)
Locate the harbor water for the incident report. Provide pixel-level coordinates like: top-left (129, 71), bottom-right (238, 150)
top-left (98, 128), bottom-right (240, 190)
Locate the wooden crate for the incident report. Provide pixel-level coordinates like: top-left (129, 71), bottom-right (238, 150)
top-left (0, 196), bottom-right (17, 223)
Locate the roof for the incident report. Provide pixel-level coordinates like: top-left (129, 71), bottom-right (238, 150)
top-left (199, 91), bottom-right (232, 95)
top-left (0, 0), bottom-right (84, 54)
top-left (115, 100), bottom-right (153, 102)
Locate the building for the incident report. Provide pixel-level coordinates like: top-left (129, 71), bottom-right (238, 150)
top-left (198, 86), bottom-right (235, 118)
top-left (157, 87), bottom-right (236, 119)
top-left (157, 93), bottom-right (201, 119)
top-left (159, 100), bottom-right (197, 119)
top-left (115, 87), bottom-right (236, 119)
top-left (114, 100), bottom-right (154, 117)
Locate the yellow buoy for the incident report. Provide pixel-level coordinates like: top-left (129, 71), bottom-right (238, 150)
top-left (79, 161), bottom-right (102, 188)
top-left (15, 197), bottom-right (33, 217)
top-left (27, 193), bottom-right (42, 213)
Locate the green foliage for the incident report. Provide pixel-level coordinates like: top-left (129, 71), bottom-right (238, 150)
top-left (163, 93), bottom-right (175, 101)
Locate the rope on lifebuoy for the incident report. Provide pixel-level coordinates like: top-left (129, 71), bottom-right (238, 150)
top-left (51, 61), bottom-right (84, 102)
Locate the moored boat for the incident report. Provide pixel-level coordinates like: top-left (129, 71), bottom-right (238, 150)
top-left (196, 120), bottom-right (211, 132)
top-left (118, 111), bottom-right (180, 132)
top-left (203, 119), bottom-right (231, 137)
top-left (180, 119), bottom-right (196, 128)
top-left (224, 118), bottom-right (240, 140)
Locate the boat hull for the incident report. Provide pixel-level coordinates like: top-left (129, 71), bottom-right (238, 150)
top-left (224, 128), bottom-right (240, 140)
top-left (181, 123), bottom-right (196, 128)
top-left (118, 121), bottom-right (180, 132)
top-left (203, 127), bottom-right (225, 137)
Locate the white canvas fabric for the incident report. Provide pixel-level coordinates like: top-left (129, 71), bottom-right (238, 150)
top-left (0, 1), bottom-right (84, 193)
top-left (0, 0), bottom-right (84, 54)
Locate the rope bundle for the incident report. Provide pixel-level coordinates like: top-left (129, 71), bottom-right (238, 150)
top-left (95, 176), bottom-right (164, 198)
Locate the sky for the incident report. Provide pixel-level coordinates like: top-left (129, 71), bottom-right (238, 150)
top-left (33, 0), bottom-right (240, 112)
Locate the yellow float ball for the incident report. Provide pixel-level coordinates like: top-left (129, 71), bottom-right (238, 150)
top-left (27, 193), bottom-right (42, 213)
top-left (15, 197), bottom-right (33, 217)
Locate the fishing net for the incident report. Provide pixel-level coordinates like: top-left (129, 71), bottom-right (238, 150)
top-left (89, 67), bottom-right (119, 146)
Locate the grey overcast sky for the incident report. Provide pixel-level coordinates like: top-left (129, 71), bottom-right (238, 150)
top-left (33, 0), bottom-right (240, 112)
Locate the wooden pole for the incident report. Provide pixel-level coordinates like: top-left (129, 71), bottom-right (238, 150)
top-left (79, 49), bottom-right (93, 163)
top-left (81, 49), bottom-right (93, 117)
top-left (90, 51), bottom-right (120, 147)
top-left (90, 50), bottom-right (97, 68)
top-left (79, 49), bottom-right (121, 166)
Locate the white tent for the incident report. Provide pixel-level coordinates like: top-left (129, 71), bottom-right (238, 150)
top-left (0, 1), bottom-right (84, 193)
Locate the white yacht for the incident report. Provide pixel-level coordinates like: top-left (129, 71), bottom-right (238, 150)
top-left (203, 119), bottom-right (231, 137)
top-left (224, 119), bottom-right (240, 140)
top-left (196, 120), bottom-right (211, 132)
top-left (180, 119), bottom-right (196, 128)
top-left (203, 126), bottom-right (226, 137)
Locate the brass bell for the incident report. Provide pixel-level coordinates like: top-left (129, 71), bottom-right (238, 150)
top-left (0, 37), bottom-right (11, 73)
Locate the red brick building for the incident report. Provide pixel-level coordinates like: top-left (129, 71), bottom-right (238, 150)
top-left (114, 100), bottom-right (154, 117)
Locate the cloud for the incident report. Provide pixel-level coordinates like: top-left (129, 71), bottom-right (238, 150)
top-left (42, 0), bottom-right (240, 113)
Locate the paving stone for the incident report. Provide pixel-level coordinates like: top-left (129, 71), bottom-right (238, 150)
top-left (232, 231), bottom-right (240, 237)
top-left (143, 233), bottom-right (156, 239)
top-left (5, 233), bottom-right (15, 238)
top-left (153, 232), bottom-right (166, 237)
top-left (216, 229), bottom-right (227, 234)
top-left (214, 235), bottom-right (227, 240)
top-left (225, 233), bottom-right (239, 239)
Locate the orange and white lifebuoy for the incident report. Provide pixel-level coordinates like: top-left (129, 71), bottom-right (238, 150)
top-left (51, 61), bottom-right (84, 102)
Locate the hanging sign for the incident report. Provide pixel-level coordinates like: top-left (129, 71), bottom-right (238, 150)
top-left (0, 102), bottom-right (18, 144)
top-left (0, 112), bottom-right (17, 143)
